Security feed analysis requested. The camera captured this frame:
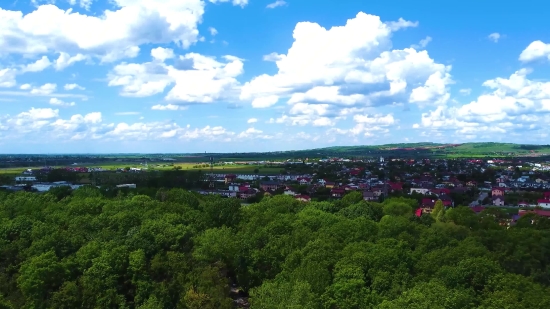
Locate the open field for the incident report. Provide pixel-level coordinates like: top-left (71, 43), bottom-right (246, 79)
top-left (0, 167), bottom-right (28, 174)
top-left (0, 161), bottom-right (283, 178)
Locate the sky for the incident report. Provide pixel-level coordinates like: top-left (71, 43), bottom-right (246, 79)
top-left (1, 0), bottom-right (550, 153)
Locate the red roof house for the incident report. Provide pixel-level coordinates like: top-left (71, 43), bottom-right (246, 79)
top-left (295, 195), bottom-right (311, 202)
top-left (492, 187), bottom-right (506, 196)
top-left (519, 209), bottom-right (550, 217)
top-left (331, 188), bottom-right (346, 198)
top-left (388, 182), bottom-right (403, 192)
top-left (430, 188), bottom-right (451, 196)
top-left (470, 206), bottom-right (486, 214)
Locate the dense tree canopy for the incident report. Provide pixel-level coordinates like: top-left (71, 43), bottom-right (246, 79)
top-left (1, 186), bottom-right (550, 308)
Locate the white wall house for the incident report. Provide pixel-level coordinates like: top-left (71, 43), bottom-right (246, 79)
top-left (538, 200), bottom-right (550, 208)
top-left (410, 188), bottom-right (430, 195)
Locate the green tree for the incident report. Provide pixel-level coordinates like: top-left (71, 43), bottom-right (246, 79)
top-left (17, 251), bottom-right (67, 308)
top-left (249, 280), bottom-right (318, 309)
top-left (432, 200), bottom-right (445, 221)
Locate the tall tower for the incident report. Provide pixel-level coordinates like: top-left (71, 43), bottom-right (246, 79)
top-left (382, 156), bottom-right (388, 199)
top-left (209, 156), bottom-right (215, 189)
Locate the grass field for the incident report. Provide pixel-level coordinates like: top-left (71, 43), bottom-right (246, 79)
top-left (0, 161), bottom-right (283, 176)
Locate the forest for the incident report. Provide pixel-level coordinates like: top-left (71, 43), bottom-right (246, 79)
top-left (1, 187), bottom-right (550, 308)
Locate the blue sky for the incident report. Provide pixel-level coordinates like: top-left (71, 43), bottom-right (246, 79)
top-left (1, 0), bottom-right (550, 153)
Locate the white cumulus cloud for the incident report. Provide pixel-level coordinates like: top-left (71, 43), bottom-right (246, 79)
top-left (21, 56), bottom-right (52, 73)
top-left (64, 83), bottom-right (85, 90)
top-left (0, 0), bottom-right (246, 63)
top-left (49, 98), bottom-right (76, 107)
top-left (519, 40), bottom-right (550, 62)
top-left (252, 95), bottom-right (279, 108)
top-left (151, 47), bottom-right (175, 62)
top-left (417, 67), bottom-right (550, 141)
top-left (109, 52), bottom-right (244, 103)
top-left (242, 12), bottom-right (451, 136)
top-left (30, 83), bottom-right (57, 95)
top-left (0, 69), bottom-right (17, 88)
top-left (488, 33), bottom-right (501, 43)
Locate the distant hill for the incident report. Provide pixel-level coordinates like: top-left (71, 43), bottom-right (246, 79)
top-left (250, 142), bottom-right (550, 159)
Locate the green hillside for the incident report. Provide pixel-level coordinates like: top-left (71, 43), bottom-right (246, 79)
top-left (268, 142), bottom-right (550, 159)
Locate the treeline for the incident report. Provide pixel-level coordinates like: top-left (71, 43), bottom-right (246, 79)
top-left (47, 170), bottom-right (206, 189)
top-left (1, 188), bottom-right (550, 308)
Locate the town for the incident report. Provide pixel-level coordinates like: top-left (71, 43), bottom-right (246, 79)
top-left (3, 156), bottom-right (550, 225)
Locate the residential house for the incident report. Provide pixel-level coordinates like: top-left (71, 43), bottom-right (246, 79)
top-left (237, 184), bottom-right (251, 193)
top-left (451, 187), bottom-right (469, 194)
top-left (438, 194), bottom-right (454, 207)
top-left (429, 188), bottom-right (451, 196)
top-left (544, 192), bottom-right (550, 199)
top-left (492, 187), bottom-right (506, 196)
top-left (372, 187), bottom-right (384, 197)
top-left (470, 206), bottom-right (486, 214)
top-left (466, 180), bottom-right (477, 187)
top-left (239, 188), bottom-right (257, 199)
top-left (362, 191), bottom-right (377, 201)
top-left (295, 195), bottom-right (311, 202)
top-left (349, 168), bottom-right (362, 176)
top-left (421, 195), bottom-right (454, 214)
top-left (492, 196), bottom-right (505, 206)
top-left (420, 198), bottom-right (437, 214)
top-left (519, 209), bottom-right (550, 218)
top-left (218, 190), bottom-right (237, 198)
top-left (260, 181), bottom-right (282, 191)
top-left (331, 187), bottom-right (346, 198)
top-left (228, 183), bottom-right (240, 192)
top-left (224, 174), bottom-right (237, 184)
top-left (297, 177), bottom-right (312, 185)
top-left (324, 181), bottom-right (336, 189)
top-left (387, 182), bottom-right (403, 192)
top-left (537, 199), bottom-right (550, 209)
top-left (518, 201), bottom-right (529, 207)
top-left (340, 184), bottom-right (353, 191)
top-left (411, 188), bottom-right (430, 195)
top-left (283, 188), bottom-right (297, 196)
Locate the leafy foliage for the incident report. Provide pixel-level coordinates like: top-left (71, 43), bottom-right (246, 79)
top-left (1, 188), bottom-right (550, 308)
